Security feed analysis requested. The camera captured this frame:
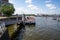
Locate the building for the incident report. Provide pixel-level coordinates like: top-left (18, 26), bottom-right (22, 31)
top-left (2, 0), bottom-right (8, 2)
top-left (0, 0), bottom-right (8, 3)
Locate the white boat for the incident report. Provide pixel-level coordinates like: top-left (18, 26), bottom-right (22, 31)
top-left (25, 16), bottom-right (35, 25)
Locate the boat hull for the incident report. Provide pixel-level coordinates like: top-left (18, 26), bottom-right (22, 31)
top-left (25, 21), bottom-right (35, 25)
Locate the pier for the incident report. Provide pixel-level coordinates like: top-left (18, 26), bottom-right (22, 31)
top-left (0, 15), bottom-right (24, 40)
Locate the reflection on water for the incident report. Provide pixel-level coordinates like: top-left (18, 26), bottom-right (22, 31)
top-left (19, 17), bottom-right (60, 40)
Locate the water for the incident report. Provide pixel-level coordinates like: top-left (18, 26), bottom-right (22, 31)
top-left (18, 17), bottom-right (60, 40)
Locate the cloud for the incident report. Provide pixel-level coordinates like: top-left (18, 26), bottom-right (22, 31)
top-left (15, 7), bottom-right (23, 14)
top-left (45, 0), bottom-right (51, 3)
top-left (15, 7), bottom-right (28, 14)
top-left (25, 0), bottom-right (38, 10)
top-left (14, 5), bottom-right (44, 14)
top-left (9, 0), bottom-right (14, 3)
top-left (27, 4), bottom-right (44, 14)
top-left (45, 0), bottom-right (56, 10)
top-left (25, 0), bottom-right (45, 14)
top-left (27, 4), bottom-right (39, 10)
top-left (46, 3), bottom-right (56, 9)
top-left (25, 0), bottom-right (32, 4)
top-left (14, 7), bottom-right (35, 14)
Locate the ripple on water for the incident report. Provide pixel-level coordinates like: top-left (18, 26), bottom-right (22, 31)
top-left (22, 17), bottom-right (60, 40)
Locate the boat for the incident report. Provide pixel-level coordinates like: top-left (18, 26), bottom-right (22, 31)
top-left (53, 17), bottom-right (57, 20)
top-left (25, 16), bottom-right (35, 25)
top-left (53, 17), bottom-right (60, 22)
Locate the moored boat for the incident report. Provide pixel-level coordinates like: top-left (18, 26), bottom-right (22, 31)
top-left (25, 16), bottom-right (35, 25)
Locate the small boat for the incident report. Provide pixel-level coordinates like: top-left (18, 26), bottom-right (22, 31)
top-left (53, 17), bottom-right (60, 22)
top-left (25, 16), bottom-right (35, 25)
top-left (53, 17), bottom-right (57, 20)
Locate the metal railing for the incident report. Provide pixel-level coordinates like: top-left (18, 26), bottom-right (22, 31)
top-left (0, 16), bottom-right (22, 26)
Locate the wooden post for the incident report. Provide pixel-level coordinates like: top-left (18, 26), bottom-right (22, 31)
top-left (22, 14), bottom-right (25, 21)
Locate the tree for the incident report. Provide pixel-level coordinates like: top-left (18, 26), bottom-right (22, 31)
top-left (0, 4), bottom-right (15, 17)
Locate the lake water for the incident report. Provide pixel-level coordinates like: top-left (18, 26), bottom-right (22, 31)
top-left (17, 17), bottom-right (60, 40)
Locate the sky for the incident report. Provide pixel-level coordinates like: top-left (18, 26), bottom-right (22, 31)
top-left (9, 0), bottom-right (60, 15)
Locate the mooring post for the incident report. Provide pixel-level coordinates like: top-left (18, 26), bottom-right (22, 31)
top-left (21, 14), bottom-right (25, 29)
